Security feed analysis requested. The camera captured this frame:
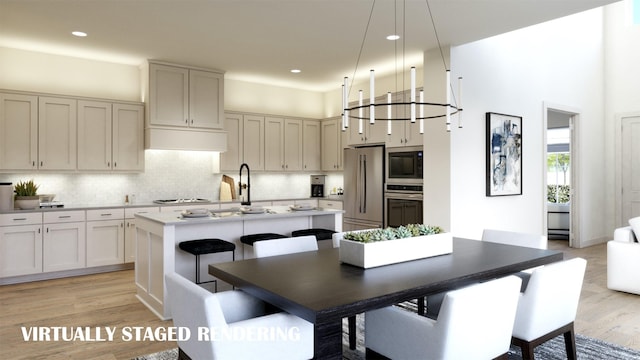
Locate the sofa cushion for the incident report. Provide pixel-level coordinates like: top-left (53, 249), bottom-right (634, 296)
top-left (629, 217), bottom-right (640, 243)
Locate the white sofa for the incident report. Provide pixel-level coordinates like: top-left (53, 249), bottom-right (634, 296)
top-left (607, 221), bottom-right (640, 295)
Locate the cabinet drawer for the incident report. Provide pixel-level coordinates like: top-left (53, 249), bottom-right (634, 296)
top-left (86, 208), bottom-right (125, 221)
top-left (125, 206), bottom-right (160, 219)
top-left (43, 210), bottom-right (86, 223)
top-left (0, 213), bottom-right (42, 226)
top-left (318, 200), bottom-right (343, 210)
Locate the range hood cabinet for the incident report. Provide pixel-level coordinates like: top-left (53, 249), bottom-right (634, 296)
top-left (145, 128), bottom-right (227, 152)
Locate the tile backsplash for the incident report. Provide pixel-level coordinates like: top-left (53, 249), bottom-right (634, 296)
top-left (1, 150), bottom-right (343, 206)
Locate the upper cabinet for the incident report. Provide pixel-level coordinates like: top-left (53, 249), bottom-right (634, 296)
top-left (144, 61), bottom-right (226, 152)
top-left (302, 120), bottom-right (321, 171)
top-left (38, 96), bottom-right (77, 170)
top-left (1, 90), bottom-right (144, 172)
top-left (321, 118), bottom-right (343, 171)
top-left (0, 92), bottom-right (38, 170)
top-left (78, 101), bottom-right (144, 171)
top-left (148, 62), bottom-right (224, 130)
top-left (221, 112), bottom-right (320, 172)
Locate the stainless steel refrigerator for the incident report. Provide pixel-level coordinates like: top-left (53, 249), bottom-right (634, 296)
top-left (343, 146), bottom-right (384, 230)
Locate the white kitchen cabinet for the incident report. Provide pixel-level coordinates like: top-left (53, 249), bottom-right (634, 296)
top-left (0, 213), bottom-right (42, 277)
top-left (220, 113), bottom-right (243, 171)
top-left (318, 199), bottom-right (343, 210)
top-left (86, 209), bottom-right (125, 267)
top-left (345, 97), bottom-right (387, 146)
top-left (0, 92), bottom-right (38, 171)
top-left (265, 117), bottom-right (303, 172)
top-left (78, 101), bottom-right (144, 171)
top-left (112, 103), bottom-right (144, 171)
top-left (386, 91), bottom-right (423, 147)
top-left (38, 96), bottom-right (77, 170)
top-left (148, 63), bottom-right (224, 130)
top-left (243, 115), bottom-right (265, 171)
top-left (321, 118), bottom-right (343, 171)
top-left (302, 120), bottom-right (321, 171)
top-left (294, 199), bottom-right (318, 208)
top-left (42, 211), bottom-right (86, 272)
top-left (124, 207), bottom-right (160, 264)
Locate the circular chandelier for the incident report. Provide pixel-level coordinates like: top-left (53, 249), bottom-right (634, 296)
top-left (341, 0), bottom-right (463, 134)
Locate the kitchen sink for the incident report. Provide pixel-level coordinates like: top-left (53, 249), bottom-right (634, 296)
top-left (153, 198), bottom-right (212, 204)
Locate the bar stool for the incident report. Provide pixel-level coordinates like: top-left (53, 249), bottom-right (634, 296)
top-left (178, 238), bottom-right (235, 292)
top-left (291, 228), bottom-right (336, 241)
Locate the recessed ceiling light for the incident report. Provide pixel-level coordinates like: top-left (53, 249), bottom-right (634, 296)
top-left (290, 69), bottom-right (301, 74)
top-left (72, 31), bottom-right (88, 37)
top-left (386, 35), bottom-right (400, 40)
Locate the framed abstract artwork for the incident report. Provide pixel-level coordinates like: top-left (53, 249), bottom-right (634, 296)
top-left (486, 112), bottom-right (522, 196)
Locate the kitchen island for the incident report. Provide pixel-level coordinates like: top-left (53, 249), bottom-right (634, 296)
top-left (134, 206), bottom-right (343, 320)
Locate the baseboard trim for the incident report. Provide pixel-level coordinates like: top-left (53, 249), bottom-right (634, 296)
top-left (0, 263), bottom-right (134, 285)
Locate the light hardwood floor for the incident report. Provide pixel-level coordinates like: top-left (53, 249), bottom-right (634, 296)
top-left (1, 240), bottom-right (638, 359)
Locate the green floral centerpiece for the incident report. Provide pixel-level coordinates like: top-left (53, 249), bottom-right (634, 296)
top-left (337, 224), bottom-right (452, 268)
top-left (14, 179), bottom-right (40, 210)
top-left (343, 224), bottom-right (444, 243)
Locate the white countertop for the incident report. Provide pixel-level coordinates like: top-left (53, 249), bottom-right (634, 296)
top-left (135, 205), bottom-right (344, 226)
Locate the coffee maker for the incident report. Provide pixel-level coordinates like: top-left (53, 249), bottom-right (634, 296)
top-left (310, 175), bottom-right (326, 198)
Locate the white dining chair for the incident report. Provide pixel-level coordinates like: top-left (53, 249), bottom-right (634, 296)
top-left (425, 228), bottom-right (547, 319)
top-left (365, 275), bottom-right (522, 360)
top-left (511, 257), bottom-right (587, 360)
top-left (165, 272), bottom-right (313, 360)
top-left (253, 235), bottom-right (318, 258)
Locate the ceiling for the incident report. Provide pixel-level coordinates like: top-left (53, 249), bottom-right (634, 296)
top-left (0, 0), bottom-right (618, 92)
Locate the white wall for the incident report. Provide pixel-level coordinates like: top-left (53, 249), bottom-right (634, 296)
top-left (0, 47), bottom-right (141, 101)
top-left (449, 8), bottom-right (607, 245)
top-left (604, 1), bottom-right (640, 226)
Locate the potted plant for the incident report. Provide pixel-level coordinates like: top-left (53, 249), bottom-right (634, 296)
top-left (335, 224), bottom-right (453, 268)
top-left (14, 179), bottom-right (40, 210)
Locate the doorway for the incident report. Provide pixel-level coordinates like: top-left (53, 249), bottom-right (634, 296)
top-left (617, 112), bottom-right (640, 224)
top-left (544, 104), bottom-right (580, 247)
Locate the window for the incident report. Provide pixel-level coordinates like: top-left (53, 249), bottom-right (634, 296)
top-left (547, 128), bottom-right (570, 203)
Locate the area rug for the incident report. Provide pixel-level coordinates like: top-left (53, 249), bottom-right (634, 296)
top-left (134, 302), bottom-right (640, 360)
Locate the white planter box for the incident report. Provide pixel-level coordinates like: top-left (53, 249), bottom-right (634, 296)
top-left (337, 231), bottom-right (453, 268)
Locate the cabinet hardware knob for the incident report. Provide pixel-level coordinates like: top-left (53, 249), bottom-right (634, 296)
top-left (13, 218), bottom-right (27, 221)
top-left (59, 216), bottom-right (71, 219)
top-left (114, 162), bottom-right (117, 168)
top-left (32, 161), bottom-right (36, 167)
top-left (101, 213), bottom-right (112, 216)
top-left (40, 161), bottom-right (43, 166)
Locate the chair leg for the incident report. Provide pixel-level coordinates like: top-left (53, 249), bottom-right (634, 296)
top-left (417, 296), bottom-right (425, 316)
top-left (521, 343), bottom-right (535, 360)
top-left (564, 326), bottom-right (577, 360)
top-left (195, 254), bottom-right (201, 284)
top-left (348, 315), bottom-right (356, 350)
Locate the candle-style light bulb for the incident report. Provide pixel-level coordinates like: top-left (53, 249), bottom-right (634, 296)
top-left (458, 76), bottom-right (463, 128)
top-left (410, 67), bottom-right (416, 123)
top-left (358, 90), bottom-right (364, 134)
top-left (343, 77), bottom-right (349, 129)
top-left (419, 90), bottom-right (424, 134)
top-left (370, 70), bottom-right (375, 125)
top-left (446, 70), bottom-right (451, 132)
top-left (387, 92), bottom-right (392, 135)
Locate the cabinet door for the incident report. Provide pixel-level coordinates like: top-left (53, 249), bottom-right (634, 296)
top-left (403, 120), bottom-right (423, 147)
top-left (0, 93), bottom-right (38, 170)
top-left (125, 218), bottom-right (137, 263)
top-left (0, 224), bottom-right (42, 277)
top-left (220, 113), bottom-right (243, 171)
top-left (149, 64), bottom-right (189, 127)
top-left (189, 70), bottom-right (224, 129)
top-left (302, 120), bottom-right (321, 171)
top-left (264, 117), bottom-right (284, 171)
top-left (78, 100), bottom-right (112, 170)
top-left (284, 118), bottom-right (303, 171)
top-left (113, 103), bottom-right (144, 171)
top-left (38, 96), bottom-right (77, 170)
top-left (86, 220), bottom-right (125, 266)
top-left (43, 222), bottom-right (86, 272)
top-left (321, 119), bottom-right (341, 171)
top-left (243, 115), bottom-right (265, 170)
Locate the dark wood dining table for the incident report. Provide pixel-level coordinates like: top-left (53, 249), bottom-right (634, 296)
top-left (208, 237), bottom-right (563, 359)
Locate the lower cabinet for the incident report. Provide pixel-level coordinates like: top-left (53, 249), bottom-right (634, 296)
top-left (86, 209), bottom-right (125, 267)
top-left (43, 211), bottom-right (86, 272)
top-left (124, 207), bottom-right (160, 263)
top-left (0, 223), bottom-right (42, 277)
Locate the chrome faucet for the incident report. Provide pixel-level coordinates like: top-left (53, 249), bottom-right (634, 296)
top-left (238, 163), bottom-right (251, 206)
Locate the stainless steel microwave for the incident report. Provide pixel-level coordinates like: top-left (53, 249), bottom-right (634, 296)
top-left (385, 146), bottom-right (423, 184)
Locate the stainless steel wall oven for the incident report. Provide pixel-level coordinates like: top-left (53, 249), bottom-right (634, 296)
top-left (384, 183), bottom-right (423, 228)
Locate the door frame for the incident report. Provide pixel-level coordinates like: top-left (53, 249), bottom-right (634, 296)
top-left (615, 112), bottom-right (640, 225)
top-left (543, 102), bottom-right (581, 248)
